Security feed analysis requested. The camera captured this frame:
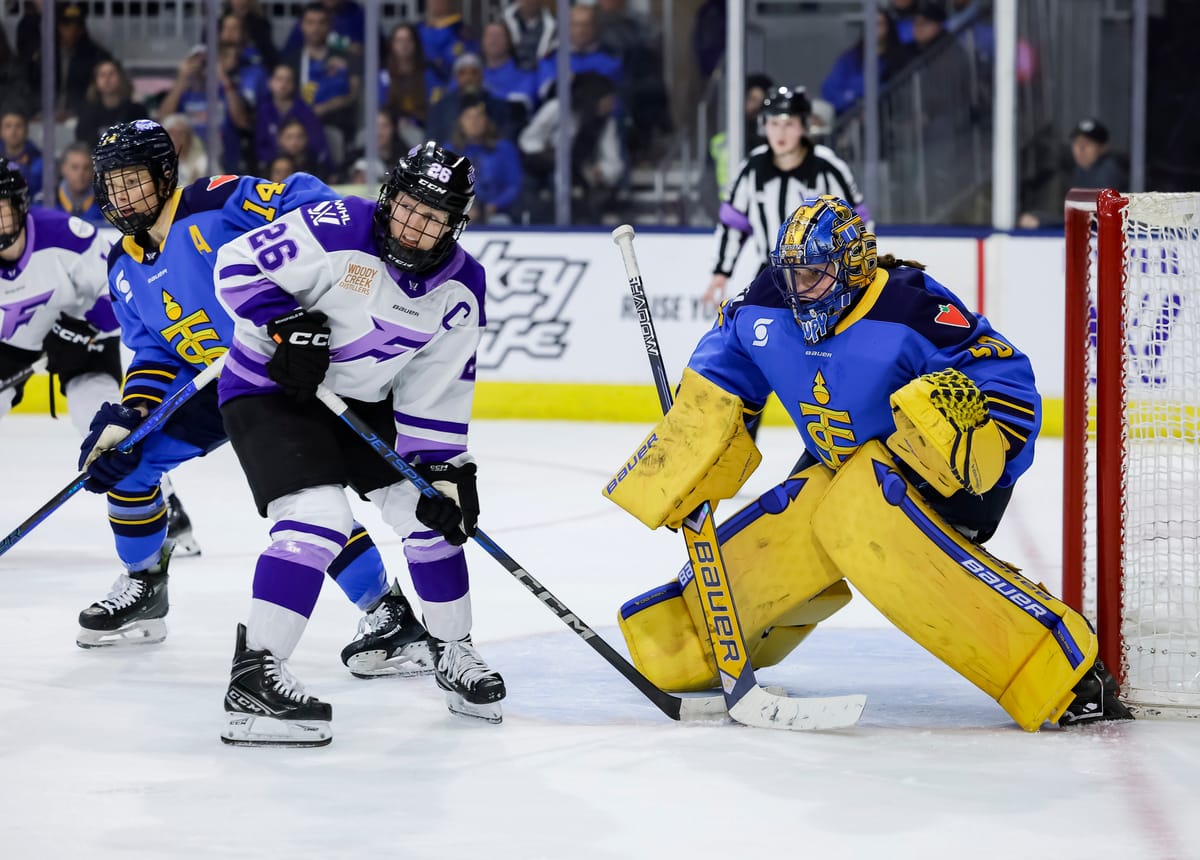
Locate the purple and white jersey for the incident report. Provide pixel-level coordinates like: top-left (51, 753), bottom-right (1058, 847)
top-left (215, 196), bottom-right (487, 460)
top-left (0, 209), bottom-right (114, 351)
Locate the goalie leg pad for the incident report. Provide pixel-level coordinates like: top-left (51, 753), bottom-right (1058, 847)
top-left (813, 440), bottom-right (1097, 731)
top-left (617, 465), bottom-right (848, 691)
top-left (603, 368), bottom-right (761, 530)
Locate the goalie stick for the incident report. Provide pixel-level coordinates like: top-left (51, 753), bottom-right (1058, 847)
top-left (612, 224), bottom-right (866, 732)
top-left (0, 355), bottom-right (47, 396)
top-left (314, 383), bottom-right (740, 722)
top-left (0, 354), bottom-right (226, 558)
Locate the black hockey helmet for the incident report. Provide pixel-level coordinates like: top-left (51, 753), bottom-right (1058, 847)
top-left (761, 86), bottom-right (812, 123)
top-left (374, 141), bottom-right (475, 275)
top-left (92, 119), bottom-right (179, 236)
top-left (0, 161), bottom-right (30, 252)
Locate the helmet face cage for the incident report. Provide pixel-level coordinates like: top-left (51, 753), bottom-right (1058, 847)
top-left (770, 195), bottom-right (877, 345)
top-left (0, 163), bottom-right (30, 253)
top-left (373, 142), bottom-right (475, 274)
top-left (92, 120), bottom-right (179, 236)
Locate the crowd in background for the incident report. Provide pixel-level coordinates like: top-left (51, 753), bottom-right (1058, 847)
top-left (0, 0), bottom-right (1137, 227)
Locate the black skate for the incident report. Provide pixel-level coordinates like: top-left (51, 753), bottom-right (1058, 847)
top-left (432, 636), bottom-right (506, 724)
top-left (221, 623), bottom-right (332, 747)
top-left (76, 546), bottom-right (171, 648)
top-left (1059, 659), bottom-right (1135, 727)
top-left (165, 487), bottom-right (201, 557)
top-left (341, 582), bottom-right (434, 678)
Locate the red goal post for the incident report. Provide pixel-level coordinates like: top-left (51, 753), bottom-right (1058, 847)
top-left (1062, 188), bottom-right (1200, 718)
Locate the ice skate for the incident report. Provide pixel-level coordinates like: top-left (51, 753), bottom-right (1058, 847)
top-left (341, 581), bottom-right (434, 678)
top-left (165, 486), bottom-right (201, 557)
top-left (431, 636), bottom-right (506, 724)
top-left (1059, 659), bottom-right (1135, 726)
top-left (221, 623), bottom-right (332, 747)
top-left (76, 546), bottom-right (171, 648)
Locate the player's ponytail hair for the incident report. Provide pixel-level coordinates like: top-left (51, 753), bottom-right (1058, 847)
top-left (877, 253), bottom-right (926, 270)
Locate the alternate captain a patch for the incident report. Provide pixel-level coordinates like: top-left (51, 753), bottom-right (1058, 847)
top-left (934, 303), bottom-right (971, 328)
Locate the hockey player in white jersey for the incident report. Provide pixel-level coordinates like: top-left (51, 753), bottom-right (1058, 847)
top-left (214, 142), bottom-right (503, 745)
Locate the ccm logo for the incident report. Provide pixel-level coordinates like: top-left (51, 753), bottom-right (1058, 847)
top-left (287, 332), bottom-right (330, 346)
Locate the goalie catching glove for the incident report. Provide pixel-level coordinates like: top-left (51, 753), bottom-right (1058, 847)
top-left (887, 368), bottom-right (1008, 497)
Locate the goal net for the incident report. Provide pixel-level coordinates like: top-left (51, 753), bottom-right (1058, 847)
top-left (1062, 189), bottom-right (1200, 718)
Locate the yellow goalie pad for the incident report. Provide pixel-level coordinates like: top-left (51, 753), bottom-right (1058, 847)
top-left (603, 368), bottom-right (761, 530)
top-left (888, 369), bottom-right (1009, 497)
top-left (617, 464), bottom-right (848, 691)
top-left (813, 440), bottom-right (1097, 731)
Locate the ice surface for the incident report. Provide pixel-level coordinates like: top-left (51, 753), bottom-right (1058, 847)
top-left (0, 418), bottom-right (1196, 859)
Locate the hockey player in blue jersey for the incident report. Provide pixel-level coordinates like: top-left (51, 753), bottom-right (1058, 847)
top-left (607, 194), bottom-right (1133, 730)
top-left (212, 142), bottom-right (503, 745)
top-left (75, 121), bottom-right (433, 677)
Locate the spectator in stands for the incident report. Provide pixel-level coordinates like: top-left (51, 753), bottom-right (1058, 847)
top-left (480, 21), bottom-right (537, 131)
top-left (27, 3), bottom-right (113, 118)
top-left (503, 0), bottom-right (557, 73)
top-left (218, 12), bottom-right (265, 69)
top-left (821, 9), bottom-right (916, 115)
top-left (274, 115), bottom-right (330, 180)
top-left (536, 5), bottom-right (622, 102)
top-left (426, 53), bottom-right (513, 146)
top-left (889, 0), bottom-right (919, 43)
top-left (707, 73), bottom-right (773, 199)
top-left (1, 108), bottom-right (42, 193)
top-left (223, 0), bottom-right (279, 69)
top-left (157, 44), bottom-right (254, 170)
top-left (217, 39), bottom-right (266, 172)
top-left (74, 59), bottom-right (148, 147)
top-left (284, 2), bottom-right (362, 145)
top-left (451, 95), bottom-right (522, 224)
top-left (39, 141), bottom-right (105, 224)
top-left (420, 0), bottom-right (478, 86)
top-left (282, 0), bottom-right (366, 58)
top-left (948, 0), bottom-right (995, 65)
top-left (692, 0), bottom-right (726, 81)
top-left (267, 154), bottom-right (296, 183)
top-left (1018, 118), bottom-right (1129, 229)
top-left (341, 110), bottom-right (401, 182)
top-left (346, 156), bottom-right (385, 185)
top-left (380, 22), bottom-right (439, 146)
top-left (256, 63), bottom-right (332, 174)
top-left (0, 24), bottom-right (32, 120)
top-left (596, 0), bottom-right (670, 164)
top-left (519, 71), bottom-right (625, 223)
top-left (162, 113), bottom-right (210, 185)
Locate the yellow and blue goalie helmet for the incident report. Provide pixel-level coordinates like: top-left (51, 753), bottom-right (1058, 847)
top-left (770, 194), bottom-right (877, 345)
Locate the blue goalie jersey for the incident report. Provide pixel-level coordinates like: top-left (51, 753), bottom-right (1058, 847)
top-left (689, 265), bottom-right (1042, 489)
top-left (107, 173), bottom-right (337, 409)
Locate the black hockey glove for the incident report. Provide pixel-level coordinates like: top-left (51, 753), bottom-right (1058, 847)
top-left (78, 402), bottom-right (144, 493)
top-left (266, 310), bottom-right (331, 401)
top-left (43, 314), bottom-right (106, 380)
top-left (413, 460), bottom-right (480, 546)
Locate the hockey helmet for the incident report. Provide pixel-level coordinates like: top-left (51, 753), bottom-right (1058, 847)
top-left (770, 194), bottom-right (877, 345)
top-left (92, 119), bottom-right (179, 237)
top-left (760, 86), bottom-right (812, 122)
top-left (374, 141), bottom-right (475, 275)
top-left (0, 161), bottom-right (30, 252)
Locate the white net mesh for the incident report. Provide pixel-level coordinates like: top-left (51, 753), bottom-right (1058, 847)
top-left (1108, 193), bottom-right (1200, 715)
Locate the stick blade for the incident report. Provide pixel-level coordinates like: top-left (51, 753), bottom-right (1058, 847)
top-left (728, 685), bottom-right (867, 732)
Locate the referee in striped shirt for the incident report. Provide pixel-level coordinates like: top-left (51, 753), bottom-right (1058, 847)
top-left (702, 86), bottom-right (869, 312)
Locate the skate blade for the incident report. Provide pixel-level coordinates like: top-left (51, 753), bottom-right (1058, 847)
top-left (76, 618), bottom-right (167, 649)
top-left (346, 642), bottom-right (434, 678)
top-left (445, 691), bottom-right (503, 724)
top-left (221, 713), bottom-right (332, 747)
top-left (167, 530), bottom-right (202, 557)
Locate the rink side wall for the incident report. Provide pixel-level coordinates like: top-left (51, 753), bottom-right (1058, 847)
top-left (13, 227), bottom-right (1067, 435)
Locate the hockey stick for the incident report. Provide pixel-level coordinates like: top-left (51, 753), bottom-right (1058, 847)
top-left (0, 354), bottom-right (226, 559)
top-left (314, 383), bottom-right (735, 722)
top-left (612, 224), bottom-right (866, 731)
top-left (0, 356), bottom-right (47, 395)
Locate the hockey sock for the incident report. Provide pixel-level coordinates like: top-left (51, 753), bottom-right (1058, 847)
top-left (327, 522), bottom-right (389, 610)
top-left (407, 548), bottom-right (471, 641)
top-left (109, 485), bottom-right (170, 570)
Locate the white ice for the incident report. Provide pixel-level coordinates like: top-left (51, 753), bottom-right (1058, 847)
top-left (0, 416), bottom-right (1197, 859)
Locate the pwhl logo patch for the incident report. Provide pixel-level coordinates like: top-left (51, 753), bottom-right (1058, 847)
top-left (934, 303), bottom-right (971, 328)
top-left (474, 240), bottom-right (585, 368)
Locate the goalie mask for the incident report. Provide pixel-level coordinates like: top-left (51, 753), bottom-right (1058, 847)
top-left (374, 141), bottom-right (475, 275)
top-left (92, 119), bottom-right (179, 238)
top-left (0, 161), bottom-right (30, 253)
top-left (770, 194), bottom-right (877, 345)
